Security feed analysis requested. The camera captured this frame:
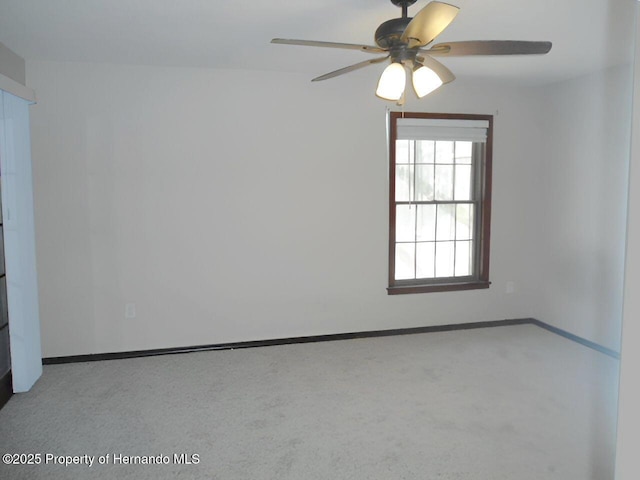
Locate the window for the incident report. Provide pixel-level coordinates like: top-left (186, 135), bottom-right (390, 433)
top-left (388, 112), bottom-right (493, 294)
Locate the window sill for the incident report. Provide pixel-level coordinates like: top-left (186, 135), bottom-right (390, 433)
top-left (387, 281), bottom-right (491, 295)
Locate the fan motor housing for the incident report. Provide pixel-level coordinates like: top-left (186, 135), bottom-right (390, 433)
top-left (390, 0), bottom-right (417, 6)
top-left (374, 17), bottom-right (412, 48)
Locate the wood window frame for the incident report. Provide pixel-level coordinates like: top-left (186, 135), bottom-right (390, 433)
top-left (387, 112), bottom-right (493, 295)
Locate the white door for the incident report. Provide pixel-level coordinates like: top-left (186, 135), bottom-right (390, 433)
top-left (0, 89), bottom-right (42, 393)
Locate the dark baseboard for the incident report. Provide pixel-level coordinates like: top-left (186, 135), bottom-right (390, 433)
top-left (0, 370), bottom-right (12, 410)
top-left (43, 318), bottom-right (532, 365)
top-left (41, 317), bottom-right (619, 365)
top-left (530, 318), bottom-right (620, 359)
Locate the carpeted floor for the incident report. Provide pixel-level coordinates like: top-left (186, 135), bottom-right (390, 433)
top-left (0, 324), bottom-right (620, 479)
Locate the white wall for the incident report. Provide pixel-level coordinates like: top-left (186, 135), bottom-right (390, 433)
top-left (615, 7), bottom-right (640, 478)
top-left (26, 60), bottom-right (543, 357)
top-left (0, 41), bottom-right (25, 86)
top-left (531, 65), bottom-right (633, 352)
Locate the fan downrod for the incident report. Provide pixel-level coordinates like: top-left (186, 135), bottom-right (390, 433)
top-left (391, 0), bottom-right (417, 18)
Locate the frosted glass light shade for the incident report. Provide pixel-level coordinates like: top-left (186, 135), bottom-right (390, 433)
top-left (376, 63), bottom-right (406, 101)
top-left (412, 65), bottom-right (443, 98)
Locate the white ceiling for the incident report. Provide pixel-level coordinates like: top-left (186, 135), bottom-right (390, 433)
top-left (0, 0), bottom-right (636, 86)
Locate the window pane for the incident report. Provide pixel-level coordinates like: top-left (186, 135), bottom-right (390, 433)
top-left (415, 165), bottom-right (435, 201)
top-left (395, 140), bottom-right (411, 164)
top-left (455, 240), bottom-right (472, 277)
top-left (395, 243), bottom-right (415, 280)
top-left (417, 205), bottom-right (436, 241)
top-left (416, 140), bottom-right (435, 163)
top-left (436, 204), bottom-right (455, 241)
top-left (434, 165), bottom-right (454, 200)
top-left (455, 141), bottom-right (472, 164)
top-left (395, 165), bottom-right (413, 202)
top-left (454, 164), bottom-right (472, 201)
top-left (456, 204), bottom-right (474, 240)
top-left (435, 241), bottom-right (455, 277)
top-left (396, 205), bottom-right (416, 242)
top-left (435, 141), bottom-right (454, 164)
top-left (416, 242), bottom-right (436, 279)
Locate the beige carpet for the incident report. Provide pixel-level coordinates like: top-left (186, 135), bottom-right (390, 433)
top-left (0, 324), bottom-right (620, 479)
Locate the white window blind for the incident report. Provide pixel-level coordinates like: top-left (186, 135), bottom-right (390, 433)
top-left (397, 118), bottom-right (489, 142)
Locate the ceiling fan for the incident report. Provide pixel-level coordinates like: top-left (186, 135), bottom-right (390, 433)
top-left (271, 0), bottom-right (552, 101)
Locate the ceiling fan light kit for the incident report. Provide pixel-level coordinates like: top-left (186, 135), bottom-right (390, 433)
top-left (272, 0), bottom-right (552, 102)
top-left (376, 62), bottom-right (407, 100)
top-left (412, 64), bottom-right (443, 98)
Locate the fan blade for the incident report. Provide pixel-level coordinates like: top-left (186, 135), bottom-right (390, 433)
top-left (401, 1), bottom-right (459, 48)
top-left (426, 40), bottom-right (553, 56)
top-left (312, 56), bottom-right (389, 82)
top-left (271, 38), bottom-right (385, 54)
top-left (415, 55), bottom-right (455, 84)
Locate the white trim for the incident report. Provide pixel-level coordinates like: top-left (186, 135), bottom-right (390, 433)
top-left (0, 73), bottom-right (36, 103)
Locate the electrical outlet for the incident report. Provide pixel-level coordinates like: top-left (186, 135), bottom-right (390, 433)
top-left (125, 303), bottom-right (136, 319)
top-left (505, 281), bottom-right (516, 294)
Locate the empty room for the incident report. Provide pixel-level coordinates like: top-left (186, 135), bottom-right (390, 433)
top-left (1, 0), bottom-right (640, 478)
